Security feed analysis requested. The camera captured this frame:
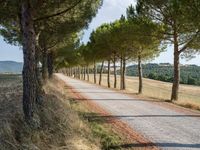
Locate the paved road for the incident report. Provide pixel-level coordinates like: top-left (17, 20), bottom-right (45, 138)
top-left (56, 74), bottom-right (200, 150)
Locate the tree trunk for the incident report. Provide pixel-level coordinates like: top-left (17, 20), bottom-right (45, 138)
top-left (78, 67), bottom-right (81, 79)
top-left (47, 51), bottom-right (54, 79)
top-left (84, 67), bottom-right (86, 80)
top-left (73, 67), bottom-right (75, 78)
top-left (171, 42), bottom-right (180, 101)
top-left (81, 67), bottom-right (83, 79)
top-left (107, 60), bottom-right (111, 88)
top-left (113, 55), bottom-right (117, 88)
top-left (120, 57), bottom-right (123, 90)
top-left (138, 55), bottom-right (143, 94)
top-left (35, 33), bottom-right (43, 105)
top-left (75, 67), bottom-right (78, 78)
top-left (87, 66), bottom-right (90, 81)
top-left (99, 61), bottom-right (104, 85)
top-left (94, 61), bottom-right (97, 84)
top-left (42, 47), bottom-right (48, 81)
top-left (21, 1), bottom-right (36, 122)
top-left (122, 58), bottom-right (126, 90)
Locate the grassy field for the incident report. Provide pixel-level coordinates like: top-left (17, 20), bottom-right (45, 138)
top-left (1, 74), bottom-right (141, 150)
top-left (87, 74), bottom-right (200, 108)
top-left (0, 74), bottom-right (100, 150)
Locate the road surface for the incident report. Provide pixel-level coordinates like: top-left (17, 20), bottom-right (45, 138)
top-left (56, 73), bottom-right (200, 150)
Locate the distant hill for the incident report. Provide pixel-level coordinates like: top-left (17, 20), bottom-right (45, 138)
top-left (126, 63), bottom-right (200, 86)
top-left (0, 61), bottom-right (23, 73)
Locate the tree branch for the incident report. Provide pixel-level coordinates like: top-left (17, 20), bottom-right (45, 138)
top-left (34, 0), bottom-right (82, 21)
top-left (178, 30), bottom-right (200, 54)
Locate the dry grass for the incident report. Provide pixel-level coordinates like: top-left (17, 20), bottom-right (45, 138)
top-left (87, 74), bottom-right (200, 109)
top-left (0, 74), bottom-right (100, 150)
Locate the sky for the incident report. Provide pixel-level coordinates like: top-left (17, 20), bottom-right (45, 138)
top-left (0, 0), bottom-right (199, 65)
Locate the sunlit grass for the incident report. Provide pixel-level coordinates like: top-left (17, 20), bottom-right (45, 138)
top-left (86, 74), bottom-right (200, 108)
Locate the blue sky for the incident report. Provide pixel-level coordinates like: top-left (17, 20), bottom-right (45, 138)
top-left (0, 0), bottom-right (199, 65)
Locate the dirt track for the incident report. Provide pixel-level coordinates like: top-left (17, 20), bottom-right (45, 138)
top-left (56, 73), bottom-right (200, 150)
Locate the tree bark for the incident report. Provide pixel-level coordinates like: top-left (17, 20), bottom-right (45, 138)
top-left (78, 67), bottom-right (81, 79)
top-left (81, 67), bottom-right (83, 79)
top-left (47, 51), bottom-right (54, 79)
top-left (99, 61), bottom-right (104, 85)
top-left (138, 55), bottom-right (143, 94)
top-left (120, 56), bottom-right (123, 90)
top-left (171, 40), bottom-right (180, 101)
top-left (21, 1), bottom-right (36, 122)
top-left (84, 66), bottom-right (86, 80)
top-left (42, 47), bottom-right (48, 81)
top-left (107, 60), bottom-right (111, 88)
top-left (94, 61), bottom-right (97, 84)
top-left (35, 34), bottom-right (43, 105)
top-left (122, 58), bottom-right (126, 90)
top-left (113, 55), bottom-right (117, 88)
top-left (35, 50), bottom-right (43, 104)
top-left (87, 66), bottom-right (90, 81)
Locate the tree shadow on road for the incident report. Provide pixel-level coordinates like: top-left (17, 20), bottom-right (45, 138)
top-left (109, 142), bottom-right (200, 149)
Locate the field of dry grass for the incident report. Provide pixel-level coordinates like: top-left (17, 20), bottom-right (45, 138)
top-left (1, 74), bottom-right (139, 150)
top-left (0, 74), bottom-right (100, 150)
top-left (87, 74), bottom-right (200, 108)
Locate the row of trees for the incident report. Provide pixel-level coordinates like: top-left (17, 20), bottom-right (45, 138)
top-left (0, 0), bottom-right (103, 123)
top-left (58, 0), bottom-right (200, 102)
top-left (1, 0), bottom-right (199, 123)
top-left (58, 3), bottom-right (164, 94)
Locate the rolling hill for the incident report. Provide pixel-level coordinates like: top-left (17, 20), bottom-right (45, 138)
top-left (126, 63), bottom-right (200, 86)
top-left (0, 61), bottom-right (23, 73)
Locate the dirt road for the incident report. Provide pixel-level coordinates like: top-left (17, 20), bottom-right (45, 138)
top-left (56, 73), bottom-right (200, 150)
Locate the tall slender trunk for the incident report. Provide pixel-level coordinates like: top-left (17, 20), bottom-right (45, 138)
top-left (42, 47), bottom-right (48, 81)
top-left (69, 68), bottom-right (71, 76)
top-left (71, 67), bottom-right (73, 77)
top-left (35, 33), bottom-right (43, 105)
top-left (84, 67), bottom-right (86, 80)
top-left (120, 56), bottom-right (123, 90)
top-left (113, 55), bottom-right (117, 88)
top-left (81, 67), bottom-right (84, 80)
top-left (21, 1), bottom-right (36, 122)
top-left (47, 51), bottom-right (54, 78)
top-left (94, 61), bottom-right (97, 84)
top-left (75, 67), bottom-right (78, 78)
top-left (99, 61), bottom-right (104, 85)
top-left (138, 55), bottom-right (143, 94)
top-left (77, 67), bottom-right (80, 79)
top-left (72, 67), bottom-right (75, 78)
top-left (171, 35), bottom-right (180, 101)
top-left (107, 60), bottom-right (111, 88)
top-left (73, 67), bottom-right (75, 78)
top-left (87, 66), bottom-right (90, 81)
top-left (122, 58), bottom-right (126, 90)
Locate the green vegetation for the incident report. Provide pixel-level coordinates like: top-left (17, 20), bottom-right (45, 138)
top-left (139, 0), bottom-right (200, 100)
top-left (70, 99), bottom-right (123, 150)
top-left (61, 0), bottom-right (200, 103)
top-left (0, 0), bottom-right (103, 122)
top-left (0, 0), bottom-right (200, 136)
top-left (126, 64), bottom-right (200, 86)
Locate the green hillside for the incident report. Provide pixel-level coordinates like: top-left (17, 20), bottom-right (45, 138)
top-left (126, 63), bottom-right (200, 86)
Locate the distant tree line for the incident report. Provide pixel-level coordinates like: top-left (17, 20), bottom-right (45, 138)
top-left (126, 64), bottom-right (200, 86)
